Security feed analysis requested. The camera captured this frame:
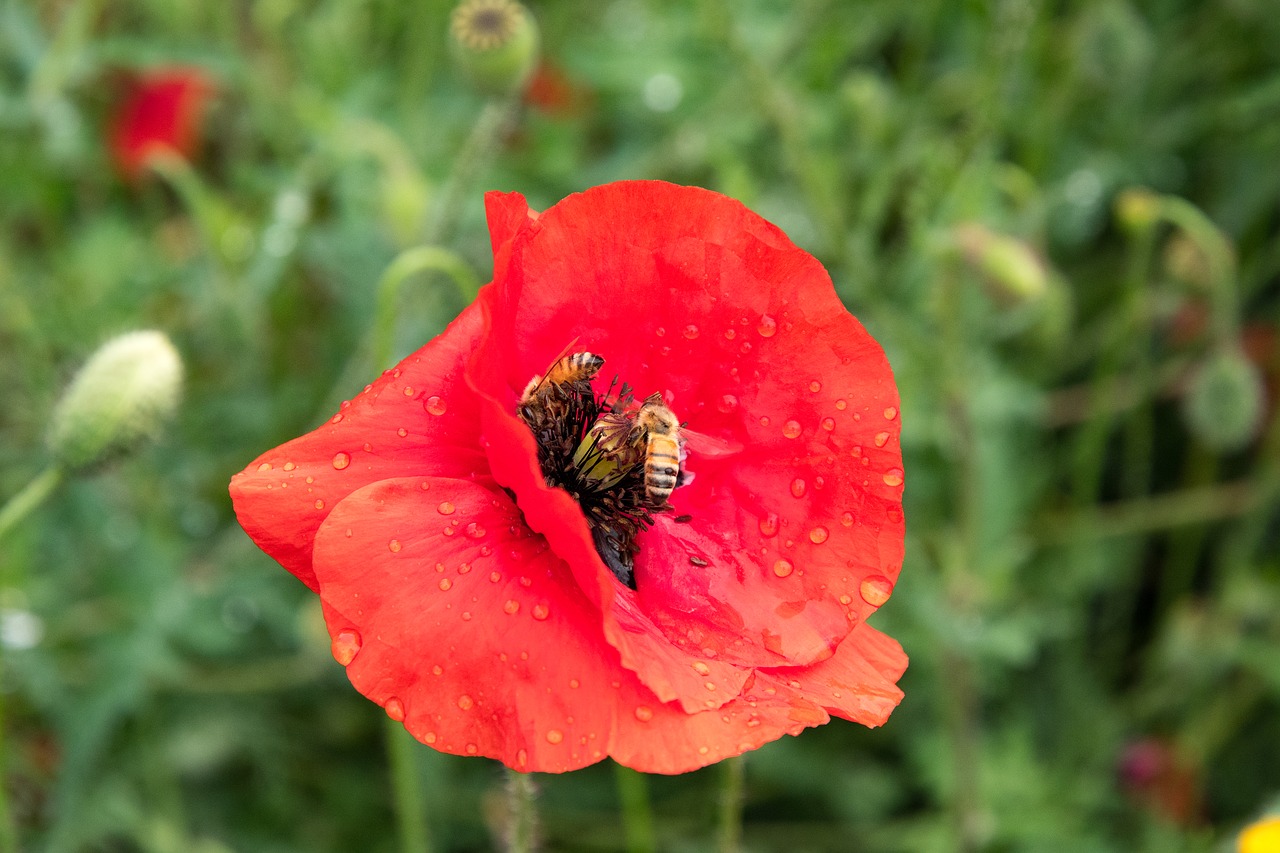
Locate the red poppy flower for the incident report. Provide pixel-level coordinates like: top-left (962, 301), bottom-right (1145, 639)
top-left (109, 66), bottom-right (214, 181)
top-left (230, 181), bottom-right (907, 774)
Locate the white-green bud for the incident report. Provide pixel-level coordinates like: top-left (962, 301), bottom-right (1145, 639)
top-left (48, 330), bottom-right (183, 469)
top-left (1182, 346), bottom-right (1265, 452)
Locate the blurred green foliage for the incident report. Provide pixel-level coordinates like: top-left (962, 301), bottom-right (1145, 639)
top-left (2, 0), bottom-right (1279, 850)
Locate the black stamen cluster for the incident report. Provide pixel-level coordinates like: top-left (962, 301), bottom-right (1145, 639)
top-left (517, 377), bottom-right (668, 588)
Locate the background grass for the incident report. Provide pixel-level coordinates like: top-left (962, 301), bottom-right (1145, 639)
top-left (2, 0), bottom-right (1280, 850)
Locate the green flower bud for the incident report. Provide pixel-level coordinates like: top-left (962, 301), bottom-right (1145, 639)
top-left (449, 0), bottom-right (540, 96)
top-left (1182, 346), bottom-right (1265, 452)
top-left (48, 330), bottom-right (183, 470)
top-left (951, 223), bottom-right (1050, 307)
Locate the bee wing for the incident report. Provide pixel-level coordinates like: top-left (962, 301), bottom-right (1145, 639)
top-left (679, 427), bottom-right (742, 460)
top-left (521, 338), bottom-right (584, 399)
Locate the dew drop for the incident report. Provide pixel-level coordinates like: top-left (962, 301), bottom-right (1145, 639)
top-left (739, 341), bottom-right (753, 355)
top-left (425, 395), bottom-right (447, 416)
top-left (724, 328), bottom-right (737, 340)
top-left (883, 468), bottom-right (904, 487)
top-left (682, 324), bottom-right (700, 340)
top-left (402, 386), bottom-right (415, 397)
top-left (698, 745), bottom-right (710, 755)
top-left (438, 578), bottom-right (453, 591)
top-left (815, 476), bottom-right (825, 489)
top-left (809, 380), bottom-right (822, 392)
top-left (457, 694), bottom-right (474, 710)
top-left (704, 681), bottom-right (717, 691)
top-left (330, 413), bottom-right (344, 424)
top-left (503, 600), bottom-right (520, 615)
top-left (758, 513), bottom-right (779, 538)
top-left (717, 394), bottom-right (739, 413)
top-left (424, 732), bottom-right (437, 744)
top-left (790, 478), bottom-right (807, 498)
top-left (331, 630), bottom-right (362, 666)
top-left (757, 315), bottom-right (778, 337)
top-left (461, 612), bottom-right (472, 621)
top-left (388, 539), bottom-right (402, 553)
top-left (282, 462), bottom-right (296, 471)
top-left (782, 420), bottom-right (802, 439)
top-left (546, 729), bottom-right (564, 744)
top-left (773, 559), bottom-right (795, 578)
top-left (860, 576), bottom-right (893, 607)
top-left (569, 679), bottom-right (580, 689)
top-left (531, 603), bottom-right (550, 621)
top-left (489, 571), bottom-right (502, 583)
top-left (809, 526), bottom-right (829, 544)
top-left (385, 698), bottom-right (405, 722)
top-left (692, 661), bottom-right (711, 676)
top-left (432, 665), bottom-right (443, 676)
top-left (821, 417), bottom-right (835, 432)
top-left (314, 499), bottom-right (325, 510)
top-left (516, 748), bottom-right (528, 767)
top-left (634, 706), bottom-right (654, 721)
top-left (839, 594), bottom-right (853, 605)
top-left (887, 507), bottom-right (904, 523)
top-left (884, 406), bottom-right (898, 420)
top-left (465, 743), bottom-right (478, 755)
top-left (397, 427), bottom-right (408, 438)
top-left (841, 511), bottom-right (854, 527)
top-left (758, 415), bottom-right (771, 427)
top-left (874, 431), bottom-right (890, 447)
top-left (835, 399), bottom-right (847, 411)
top-left (331, 452), bottom-right (351, 470)
top-left (437, 501), bottom-right (456, 515)
top-left (465, 522), bottom-right (486, 539)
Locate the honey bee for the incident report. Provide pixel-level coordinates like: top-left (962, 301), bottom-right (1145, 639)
top-left (519, 351), bottom-right (604, 404)
top-left (634, 396), bottom-right (682, 504)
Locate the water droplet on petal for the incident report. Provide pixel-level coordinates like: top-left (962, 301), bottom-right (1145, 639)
top-left (758, 415), bottom-right (771, 427)
top-left (838, 594), bottom-right (853, 605)
top-left (718, 394), bottom-right (738, 413)
top-left (635, 706), bottom-right (654, 721)
top-left (457, 694), bottom-right (474, 710)
top-left (758, 513), bottom-right (779, 538)
top-left (782, 420), bottom-right (802, 439)
top-left (682, 324), bottom-right (699, 340)
top-left (531, 604), bottom-right (550, 621)
top-left (874, 431), bottom-right (890, 447)
top-left (546, 729), bottom-right (564, 744)
top-left (331, 630), bottom-right (362, 666)
top-left (809, 380), bottom-right (822, 392)
top-left (790, 478), bottom-right (807, 498)
top-left (884, 406), bottom-right (898, 420)
top-left (724, 328), bottom-right (737, 340)
top-left (388, 539), bottom-right (401, 553)
top-left (516, 748), bottom-right (528, 767)
top-left (437, 501), bottom-right (456, 515)
top-left (425, 396), bottom-right (447, 416)
top-left (821, 417), bottom-right (835, 432)
top-left (314, 499), bottom-right (325, 510)
top-left (835, 399), bottom-right (847, 411)
top-left (692, 661), bottom-right (711, 675)
top-left (757, 315), bottom-right (777, 337)
top-left (465, 522), bottom-right (486, 539)
top-left (887, 507), bottom-right (904, 523)
top-left (331, 452), bottom-right (351, 470)
top-left (397, 427), bottom-right (408, 437)
top-left (883, 468), bottom-right (904, 487)
top-left (809, 526), bottom-right (829, 544)
top-left (503, 600), bottom-right (520, 615)
top-left (330, 413), bottom-right (344, 424)
top-left (438, 578), bottom-right (453, 591)
top-left (403, 386), bottom-right (415, 397)
top-left (773, 559), bottom-right (794, 578)
top-left (385, 698), bottom-right (405, 721)
top-left (489, 571), bottom-right (502, 583)
top-left (432, 665), bottom-right (443, 676)
top-left (465, 743), bottom-right (478, 754)
top-left (860, 576), bottom-right (893, 607)
top-left (841, 512), bottom-right (854, 527)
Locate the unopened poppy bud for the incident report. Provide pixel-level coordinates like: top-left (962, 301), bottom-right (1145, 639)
top-left (449, 0), bottom-right (540, 96)
top-left (1114, 187), bottom-right (1160, 233)
top-left (1182, 346), bottom-right (1265, 452)
top-left (951, 223), bottom-right (1050, 307)
top-left (48, 331), bottom-right (183, 470)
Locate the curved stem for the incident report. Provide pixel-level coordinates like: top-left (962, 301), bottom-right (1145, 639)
top-left (425, 98), bottom-right (518, 246)
top-left (386, 719), bottom-right (433, 853)
top-left (371, 246), bottom-right (483, 371)
top-left (504, 769), bottom-right (539, 852)
top-left (613, 763), bottom-right (657, 853)
top-left (0, 466), bottom-right (64, 545)
top-left (716, 755), bottom-right (746, 853)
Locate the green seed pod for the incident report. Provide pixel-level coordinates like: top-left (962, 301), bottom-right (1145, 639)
top-left (449, 0), bottom-right (540, 97)
top-left (48, 330), bottom-right (183, 470)
top-left (1182, 346), bottom-right (1265, 452)
top-left (951, 223), bottom-right (1050, 308)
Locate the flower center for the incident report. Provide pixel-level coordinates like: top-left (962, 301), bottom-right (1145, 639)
top-left (516, 352), bottom-right (683, 588)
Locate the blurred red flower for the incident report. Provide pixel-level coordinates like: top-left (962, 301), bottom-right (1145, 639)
top-left (109, 67), bottom-right (214, 180)
top-left (230, 181), bottom-right (907, 774)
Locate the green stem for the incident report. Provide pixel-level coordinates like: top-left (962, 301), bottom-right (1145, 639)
top-left (371, 246), bottom-right (482, 371)
top-left (715, 755), bottom-right (746, 853)
top-left (1157, 195), bottom-right (1240, 343)
top-left (1040, 478), bottom-right (1266, 544)
top-left (425, 98), bottom-right (518, 246)
top-left (613, 764), bottom-right (657, 853)
top-left (386, 719), bottom-right (433, 853)
top-left (0, 466), bottom-right (64, 545)
top-left (504, 769), bottom-right (538, 852)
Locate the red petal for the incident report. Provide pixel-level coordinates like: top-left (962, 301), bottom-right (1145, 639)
top-left (473, 181), bottom-right (904, 672)
top-left (312, 476), bottom-right (824, 773)
top-left (230, 300), bottom-right (488, 590)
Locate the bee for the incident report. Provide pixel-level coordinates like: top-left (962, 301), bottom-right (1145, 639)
top-left (519, 351), bottom-right (604, 404)
top-left (634, 396), bottom-right (683, 505)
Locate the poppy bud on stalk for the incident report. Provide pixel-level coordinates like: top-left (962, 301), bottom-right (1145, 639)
top-left (1182, 345), bottom-right (1265, 452)
top-left (951, 223), bottom-right (1050, 308)
top-left (449, 0), bottom-right (540, 96)
top-left (48, 331), bottom-right (183, 470)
